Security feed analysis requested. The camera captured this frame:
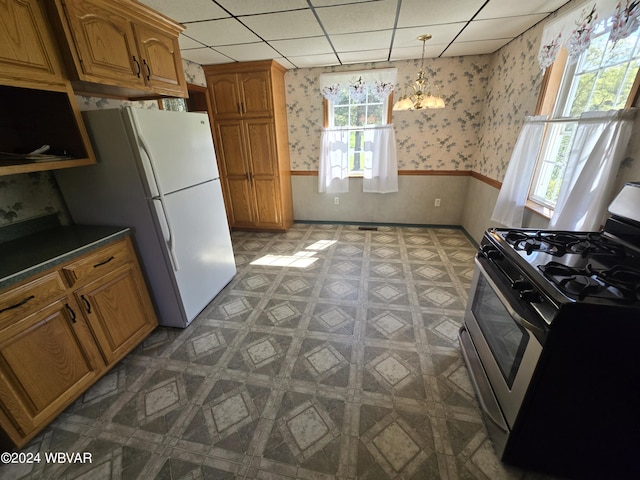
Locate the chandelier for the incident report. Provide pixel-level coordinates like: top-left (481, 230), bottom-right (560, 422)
top-left (393, 34), bottom-right (445, 110)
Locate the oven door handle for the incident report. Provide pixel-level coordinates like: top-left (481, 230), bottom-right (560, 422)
top-left (475, 257), bottom-right (546, 339)
top-left (459, 326), bottom-right (509, 435)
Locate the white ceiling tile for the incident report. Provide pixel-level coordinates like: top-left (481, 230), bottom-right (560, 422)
top-left (136, 0), bottom-right (229, 22)
top-left (288, 53), bottom-right (342, 68)
top-left (393, 24), bottom-right (466, 50)
top-left (315, 0), bottom-right (398, 34)
top-left (442, 39), bottom-right (512, 57)
top-left (457, 15), bottom-right (548, 42)
top-left (178, 35), bottom-right (205, 50)
top-left (241, 10), bottom-right (324, 40)
top-left (397, 0), bottom-right (486, 28)
top-left (181, 48), bottom-right (232, 65)
top-left (477, 0), bottom-right (571, 19)
top-left (215, 0), bottom-right (309, 15)
top-left (274, 58), bottom-right (297, 69)
top-left (339, 49), bottom-right (390, 64)
top-left (269, 37), bottom-right (334, 57)
top-left (389, 45), bottom-right (447, 61)
top-left (310, 0), bottom-right (377, 6)
top-left (214, 43), bottom-right (282, 62)
top-left (182, 18), bottom-right (261, 46)
top-left (331, 30), bottom-right (393, 53)
top-left (140, 0), bottom-right (567, 68)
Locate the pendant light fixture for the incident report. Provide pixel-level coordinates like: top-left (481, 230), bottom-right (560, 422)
top-left (393, 34), bottom-right (445, 110)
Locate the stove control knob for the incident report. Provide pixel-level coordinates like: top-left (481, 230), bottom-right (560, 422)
top-left (481, 245), bottom-right (503, 260)
top-left (512, 279), bottom-right (531, 291)
top-left (519, 289), bottom-right (541, 303)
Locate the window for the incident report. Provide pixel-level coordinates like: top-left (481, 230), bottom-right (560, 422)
top-left (318, 68), bottom-right (399, 194)
top-left (324, 87), bottom-right (392, 176)
top-left (530, 19), bottom-right (640, 211)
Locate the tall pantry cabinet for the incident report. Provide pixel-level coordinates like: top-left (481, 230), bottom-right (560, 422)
top-left (204, 60), bottom-right (293, 232)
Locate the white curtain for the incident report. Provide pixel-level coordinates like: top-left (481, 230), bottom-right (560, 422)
top-left (549, 109), bottom-right (636, 231)
top-left (363, 125), bottom-right (398, 193)
top-left (319, 126), bottom-right (399, 194)
top-left (490, 116), bottom-right (547, 227)
top-left (318, 128), bottom-right (349, 193)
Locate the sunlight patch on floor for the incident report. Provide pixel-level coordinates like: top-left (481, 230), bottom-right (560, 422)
top-left (250, 240), bottom-right (337, 268)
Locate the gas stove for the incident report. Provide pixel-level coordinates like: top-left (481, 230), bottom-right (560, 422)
top-left (460, 183), bottom-right (640, 479)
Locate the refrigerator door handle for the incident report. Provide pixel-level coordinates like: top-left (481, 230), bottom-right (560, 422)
top-left (138, 132), bottom-right (180, 271)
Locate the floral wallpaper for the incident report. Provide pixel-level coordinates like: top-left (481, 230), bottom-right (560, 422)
top-left (0, 172), bottom-right (70, 226)
top-left (284, 55), bottom-right (491, 171)
top-left (475, 27), bottom-right (545, 182)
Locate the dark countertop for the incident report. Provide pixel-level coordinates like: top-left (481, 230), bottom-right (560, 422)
top-left (0, 225), bottom-right (131, 291)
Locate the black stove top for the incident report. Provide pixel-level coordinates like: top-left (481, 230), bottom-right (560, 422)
top-left (484, 227), bottom-right (640, 308)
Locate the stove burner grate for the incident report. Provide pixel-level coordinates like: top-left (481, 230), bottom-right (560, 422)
top-left (505, 231), bottom-right (627, 257)
top-left (538, 262), bottom-right (640, 302)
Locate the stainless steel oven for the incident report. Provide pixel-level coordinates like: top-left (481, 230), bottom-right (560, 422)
top-left (459, 183), bottom-right (640, 480)
top-left (460, 255), bottom-right (544, 455)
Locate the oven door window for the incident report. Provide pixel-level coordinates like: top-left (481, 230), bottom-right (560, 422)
top-left (472, 274), bottom-right (529, 389)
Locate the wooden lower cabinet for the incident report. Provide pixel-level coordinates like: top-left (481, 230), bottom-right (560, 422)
top-left (0, 236), bottom-right (157, 449)
top-left (0, 299), bottom-right (103, 441)
top-left (73, 262), bottom-right (156, 365)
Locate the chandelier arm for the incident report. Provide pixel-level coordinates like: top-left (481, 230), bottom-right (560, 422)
top-left (395, 33), bottom-right (445, 111)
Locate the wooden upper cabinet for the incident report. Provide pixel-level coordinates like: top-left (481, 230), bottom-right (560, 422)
top-left (241, 71), bottom-right (272, 116)
top-left (60, 0), bottom-right (145, 87)
top-left (209, 74), bottom-right (242, 117)
top-left (209, 70), bottom-right (272, 118)
top-left (133, 22), bottom-right (184, 96)
top-left (0, 0), bottom-right (65, 88)
top-left (48, 0), bottom-right (187, 98)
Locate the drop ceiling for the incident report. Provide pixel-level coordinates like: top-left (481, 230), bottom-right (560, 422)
top-left (137, 0), bottom-right (572, 69)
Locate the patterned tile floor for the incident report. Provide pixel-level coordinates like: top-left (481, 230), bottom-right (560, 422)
top-left (1, 224), bottom-right (558, 480)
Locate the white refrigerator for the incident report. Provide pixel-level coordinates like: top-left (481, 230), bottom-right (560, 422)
top-left (55, 107), bottom-right (236, 328)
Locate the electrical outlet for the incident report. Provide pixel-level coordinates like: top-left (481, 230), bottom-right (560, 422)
top-left (334, 197), bottom-right (340, 205)
top-left (434, 198), bottom-right (441, 207)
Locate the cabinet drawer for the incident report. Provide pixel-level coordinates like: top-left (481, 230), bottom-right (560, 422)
top-left (0, 273), bottom-right (66, 327)
top-left (62, 240), bottom-right (131, 286)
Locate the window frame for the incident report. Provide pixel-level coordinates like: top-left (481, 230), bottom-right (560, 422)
top-left (322, 94), bottom-right (394, 177)
top-left (528, 41), bottom-right (640, 217)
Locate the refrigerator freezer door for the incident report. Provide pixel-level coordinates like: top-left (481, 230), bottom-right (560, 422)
top-left (154, 179), bottom-right (236, 323)
top-left (126, 107), bottom-right (220, 196)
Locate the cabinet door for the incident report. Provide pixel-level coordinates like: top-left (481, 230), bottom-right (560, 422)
top-left (245, 119), bottom-right (281, 227)
top-left (0, 0), bottom-right (65, 86)
top-left (61, 0), bottom-right (145, 87)
top-left (215, 120), bottom-right (255, 227)
top-left (209, 73), bottom-right (242, 117)
top-left (239, 70), bottom-right (272, 116)
top-left (0, 299), bottom-right (103, 437)
top-left (74, 262), bottom-right (156, 366)
top-left (133, 22), bottom-right (186, 97)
